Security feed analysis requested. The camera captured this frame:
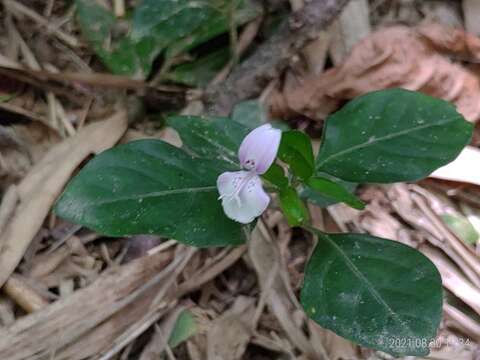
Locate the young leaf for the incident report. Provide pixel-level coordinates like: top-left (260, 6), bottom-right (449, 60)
top-left (307, 177), bottom-right (365, 210)
top-left (165, 48), bottom-right (230, 87)
top-left (316, 89), bottom-right (473, 183)
top-left (442, 214), bottom-right (479, 245)
top-left (279, 187), bottom-right (309, 226)
top-left (167, 115), bottom-right (249, 165)
top-left (278, 130), bottom-right (315, 181)
top-left (262, 163), bottom-right (288, 189)
top-left (55, 140), bottom-right (246, 247)
top-left (169, 310), bottom-right (197, 348)
top-left (301, 173), bottom-right (357, 208)
top-left (301, 228), bottom-right (442, 356)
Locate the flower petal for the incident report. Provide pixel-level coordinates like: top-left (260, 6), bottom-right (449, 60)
top-left (217, 171), bottom-right (248, 199)
top-left (217, 171), bottom-right (269, 224)
top-left (238, 124), bottom-right (282, 174)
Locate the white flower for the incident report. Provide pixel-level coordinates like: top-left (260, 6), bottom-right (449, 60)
top-left (217, 124), bottom-right (281, 223)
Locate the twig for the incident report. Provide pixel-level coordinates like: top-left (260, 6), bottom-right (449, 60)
top-left (46, 92), bottom-right (59, 130)
top-left (210, 16), bottom-right (263, 86)
top-left (165, 345), bottom-right (177, 360)
top-left (6, 16), bottom-right (74, 136)
top-left (77, 97), bottom-right (93, 130)
top-left (113, 0), bottom-right (125, 17)
top-left (228, 0), bottom-right (239, 66)
top-left (3, 274), bottom-right (49, 313)
top-left (54, 97), bottom-right (76, 136)
top-left (97, 248), bottom-right (196, 360)
top-left (0, 112), bottom-right (128, 289)
top-left (0, 54), bottom-right (21, 69)
top-left (0, 186), bottom-right (18, 240)
top-left (147, 239), bottom-right (178, 255)
top-left (0, 68), bottom-right (85, 105)
top-left (4, 0), bottom-right (79, 48)
top-left (97, 307), bottom-right (170, 360)
top-left (139, 306), bottom-right (186, 360)
top-left (444, 303), bottom-right (480, 342)
top-left (412, 191), bottom-right (480, 280)
top-left (206, 0), bottom-right (350, 115)
top-left (44, 0), bottom-right (55, 17)
top-left (175, 246), bottom-right (246, 297)
top-left (6, 14), bottom-right (41, 71)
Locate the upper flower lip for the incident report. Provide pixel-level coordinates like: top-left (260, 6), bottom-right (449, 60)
top-left (238, 124), bottom-right (282, 175)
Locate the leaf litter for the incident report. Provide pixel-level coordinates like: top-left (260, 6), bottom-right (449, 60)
top-left (0, 0), bottom-right (479, 359)
top-left (268, 22), bottom-right (480, 123)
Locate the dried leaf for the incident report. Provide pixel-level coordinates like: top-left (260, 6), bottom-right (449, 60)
top-left (269, 23), bottom-right (480, 123)
top-left (431, 146), bottom-right (480, 186)
top-left (248, 222), bottom-right (326, 358)
top-left (328, 0), bottom-right (371, 64)
top-left (0, 112), bottom-right (128, 288)
top-left (0, 250), bottom-right (173, 360)
top-left (0, 104), bottom-right (61, 189)
top-left (206, 296), bottom-right (255, 360)
top-left (463, 0), bottom-right (480, 36)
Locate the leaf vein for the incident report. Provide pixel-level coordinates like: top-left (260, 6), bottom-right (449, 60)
top-left (322, 233), bottom-right (415, 337)
top-left (87, 186), bottom-right (217, 206)
top-left (316, 116), bottom-right (460, 169)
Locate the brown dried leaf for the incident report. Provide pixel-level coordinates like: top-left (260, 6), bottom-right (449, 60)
top-left (0, 250), bottom-right (173, 360)
top-left (0, 103), bottom-right (61, 189)
top-left (269, 23), bottom-right (480, 122)
top-left (139, 305), bottom-right (187, 360)
top-left (248, 221), bottom-right (327, 359)
top-left (0, 111), bottom-right (128, 288)
top-left (308, 322), bottom-right (358, 360)
top-left (206, 296), bottom-right (255, 360)
top-left (463, 0), bottom-right (480, 36)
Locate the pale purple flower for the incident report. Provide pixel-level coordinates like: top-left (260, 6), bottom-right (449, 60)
top-left (217, 124), bottom-right (281, 224)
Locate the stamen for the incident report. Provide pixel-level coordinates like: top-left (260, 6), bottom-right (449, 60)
top-left (244, 158), bottom-right (256, 170)
top-left (221, 172), bottom-right (256, 202)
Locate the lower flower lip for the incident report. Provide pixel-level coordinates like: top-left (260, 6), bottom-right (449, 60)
top-left (217, 170), bottom-right (270, 224)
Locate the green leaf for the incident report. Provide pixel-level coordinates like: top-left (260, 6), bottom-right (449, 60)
top-left (167, 115), bottom-right (249, 165)
top-left (74, 0), bottom-right (169, 77)
top-left (307, 177), bottom-right (365, 210)
top-left (132, 0), bottom-right (260, 58)
top-left (76, 0), bottom-right (151, 77)
top-left (131, 0), bottom-right (216, 50)
top-left (76, 0), bottom-right (260, 78)
top-left (278, 130), bottom-right (315, 181)
top-left (75, 0), bottom-right (115, 53)
top-left (301, 173), bottom-right (357, 208)
top-left (169, 310), bottom-right (197, 348)
top-left (232, 100), bottom-right (267, 129)
top-left (165, 48), bottom-right (230, 87)
top-left (316, 89), bottom-right (473, 183)
top-left (301, 229), bottom-right (442, 356)
top-left (442, 214), bottom-right (479, 245)
top-left (0, 93), bottom-right (17, 103)
top-left (262, 163), bottom-right (288, 189)
top-left (279, 187), bottom-right (309, 226)
top-left (55, 139), bottom-right (246, 247)
top-left (162, 0), bottom-right (261, 58)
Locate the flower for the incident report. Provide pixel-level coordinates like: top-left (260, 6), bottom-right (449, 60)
top-left (217, 124), bottom-right (282, 223)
